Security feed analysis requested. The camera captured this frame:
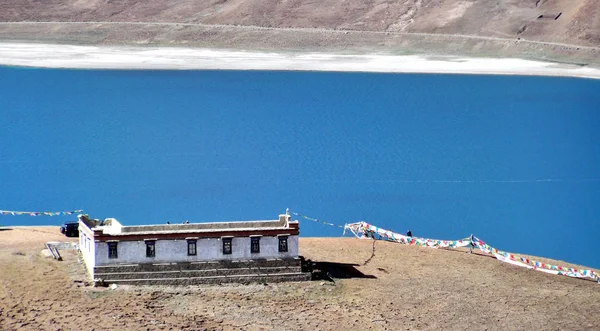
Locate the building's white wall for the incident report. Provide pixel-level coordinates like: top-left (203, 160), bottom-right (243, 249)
top-left (95, 235), bottom-right (299, 266)
top-left (79, 230), bottom-right (96, 277)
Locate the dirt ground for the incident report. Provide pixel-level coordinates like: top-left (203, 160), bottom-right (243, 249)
top-left (0, 227), bottom-right (598, 330)
top-left (0, 0), bottom-right (598, 66)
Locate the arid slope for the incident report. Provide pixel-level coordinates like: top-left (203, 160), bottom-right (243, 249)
top-left (1, 0), bottom-right (599, 44)
top-left (0, 227), bottom-right (598, 330)
top-left (0, 0), bottom-right (599, 65)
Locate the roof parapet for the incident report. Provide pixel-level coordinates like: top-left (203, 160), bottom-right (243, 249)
top-left (80, 214), bottom-right (297, 237)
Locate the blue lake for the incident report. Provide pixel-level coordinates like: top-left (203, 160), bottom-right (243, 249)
top-left (1, 67), bottom-right (599, 268)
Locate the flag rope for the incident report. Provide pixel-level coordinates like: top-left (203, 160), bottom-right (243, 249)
top-left (0, 209), bottom-right (83, 216)
top-left (291, 212), bottom-right (344, 229)
top-left (291, 211), bottom-right (599, 283)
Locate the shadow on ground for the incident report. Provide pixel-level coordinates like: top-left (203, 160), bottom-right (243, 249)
top-left (439, 247), bottom-right (497, 260)
top-left (0, 228), bottom-right (13, 232)
top-left (311, 261), bottom-right (377, 281)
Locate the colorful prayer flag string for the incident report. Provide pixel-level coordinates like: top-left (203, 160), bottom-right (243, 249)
top-left (0, 209), bottom-right (83, 216)
top-left (294, 212), bottom-right (599, 283)
top-left (471, 236), bottom-right (597, 280)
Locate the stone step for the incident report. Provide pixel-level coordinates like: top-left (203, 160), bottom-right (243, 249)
top-left (103, 272), bottom-right (312, 286)
top-left (95, 266), bottom-right (303, 280)
top-left (94, 258), bottom-right (302, 274)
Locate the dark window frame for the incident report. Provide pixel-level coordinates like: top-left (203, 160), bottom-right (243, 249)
top-left (108, 242), bottom-right (118, 259)
top-left (278, 236), bottom-right (288, 253)
top-left (187, 239), bottom-right (197, 256)
top-left (250, 237), bottom-right (260, 254)
top-left (146, 240), bottom-right (156, 258)
top-left (222, 238), bottom-right (232, 255)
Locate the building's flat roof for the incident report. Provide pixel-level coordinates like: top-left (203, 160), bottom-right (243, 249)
top-left (120, 218), bottom-right (288, 233)
top-left (83, 214), bottom-right (298, 237)
top-left (103, 225), bottom-right (296, 236)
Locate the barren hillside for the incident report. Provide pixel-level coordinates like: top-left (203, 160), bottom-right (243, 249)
top-left (0, 0), bottom-right (599, 65)
top-left (1, 227), bottom-right (598, 330)
top-left (1, 0), bottom-right (599, 44)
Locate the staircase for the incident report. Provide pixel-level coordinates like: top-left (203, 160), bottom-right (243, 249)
top-left (93, 257), bottom-right (311, 285)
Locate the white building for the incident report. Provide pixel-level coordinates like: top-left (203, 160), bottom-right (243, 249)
top-left (78, 213), bottom-right (307, 285)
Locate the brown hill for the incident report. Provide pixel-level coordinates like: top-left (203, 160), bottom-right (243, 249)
top-left (0, 0), bottom-right (599, 65)
top-left (0, 227), bottom-right (598, 330)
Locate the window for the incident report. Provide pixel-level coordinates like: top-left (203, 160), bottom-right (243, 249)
top-left (278, 236), bottom-right (288, 253)
top-left (251, 237), bottom-right (260, 254)
top-left (108, 242), bottom-right (118, 259)
top-left (146, 241), bottom-right (156, 257)
top-left (222, 238), bottom-right (232, 255)
top-left (187, 240), bottom-right (197, 256)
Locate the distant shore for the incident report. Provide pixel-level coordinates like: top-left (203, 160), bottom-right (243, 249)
top-left (1, 42), bottom-right (600, 79)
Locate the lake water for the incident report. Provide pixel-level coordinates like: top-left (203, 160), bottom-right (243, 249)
top-left (1, 67), bottom-right (599, 268)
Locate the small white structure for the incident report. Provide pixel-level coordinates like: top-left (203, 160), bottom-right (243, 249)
top-left (78, 213), bottom-right (301, 281)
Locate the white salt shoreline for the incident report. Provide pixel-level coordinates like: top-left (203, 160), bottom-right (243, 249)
top-left (1, 42), bottom-right (599, 79)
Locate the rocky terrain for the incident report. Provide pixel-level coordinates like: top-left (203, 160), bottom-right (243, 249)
top-left (1, 227), bottom-right (599, 330)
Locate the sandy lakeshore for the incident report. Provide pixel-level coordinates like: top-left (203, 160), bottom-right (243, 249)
top-left (1, 227), bottom-right (599, 330)
top-left (1, 42), bottom-right (600, 79)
